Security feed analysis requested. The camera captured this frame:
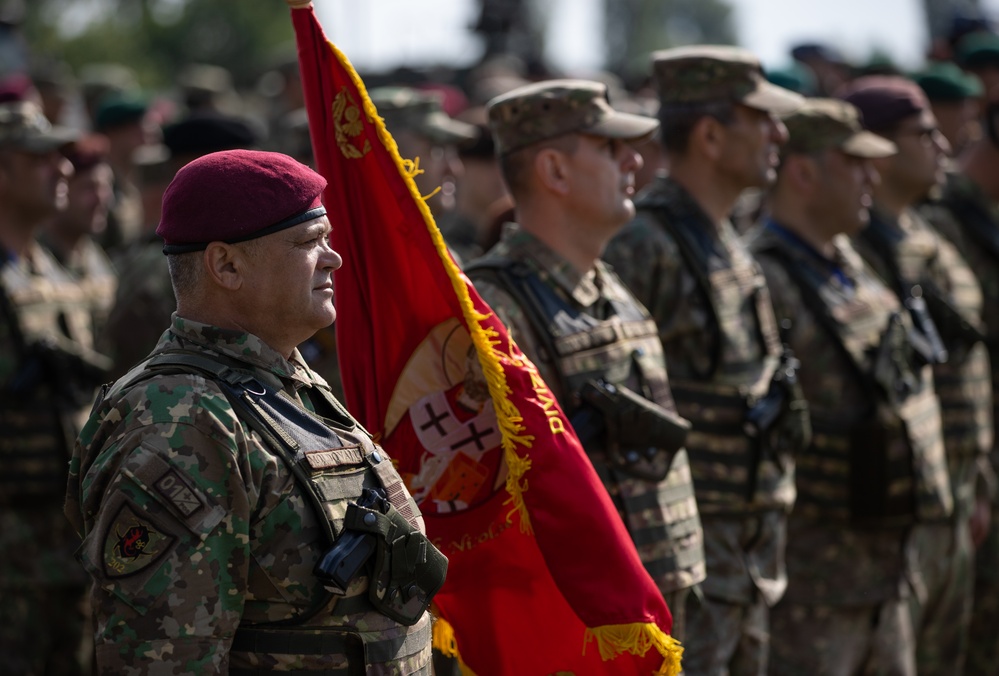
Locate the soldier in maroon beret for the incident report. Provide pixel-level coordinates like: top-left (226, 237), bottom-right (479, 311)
top-left (68, 148), bottom-right (442, 673)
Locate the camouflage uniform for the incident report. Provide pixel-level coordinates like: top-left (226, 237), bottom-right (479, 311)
top-left (1, 242), bottom-right (106, 675)
top-left (66, 315), bottom-right (434, 673)
top-left (467, 79), bottom-right (702, 639)
top-left (40, 233), bottom-right (118, 344)
top-left (919, 170), bottom-right (999, 675)
top-left (853, 206), bottom-right (991, 673)
top-left (100, 235), bottom-right (175, 379)
top-left (750, 225), bottom-right (951, 676)
top-left (602, 46), bottom-right (807, 675)
top-left (469, 225), bottom-right (706, 634)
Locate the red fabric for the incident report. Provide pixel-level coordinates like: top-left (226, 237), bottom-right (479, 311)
top-left (291, 6), bottom-right (672, 674)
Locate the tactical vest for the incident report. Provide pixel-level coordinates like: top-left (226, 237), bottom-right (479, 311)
top-left (466, 258), bottom-right (705, 593)
top-left (115, 350), bottom-right (438, 674)
top-left (754, 237), bottom-right (953, 525)
top-left (859, 210), bottom-right (991, 468)
top-left (0, 246), bottom-right (94, 505)
top-left (637, 197), bottom-right (799, 515)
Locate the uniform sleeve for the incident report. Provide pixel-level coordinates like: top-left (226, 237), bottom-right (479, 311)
top-left (77, 399), bottom-right (252, 674)
top-left (473, 277), bottom-right (567, 404)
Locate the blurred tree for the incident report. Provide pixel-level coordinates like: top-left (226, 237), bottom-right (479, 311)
top-left (21, 0), bottom-right (294, 88)
top-left (605, 0), bottom-right (736, 86)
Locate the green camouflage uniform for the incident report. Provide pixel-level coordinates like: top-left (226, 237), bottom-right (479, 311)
top-left (1, 240), bottom-right (108, 675)
top-left (751, 225), bottom-right (952, 676)
top-left (854, 205), bottom-right (991, 674)
top-left (919, 170), bottom-right (999, 675)
top-left (66, 315), bottom-right (433, 674)
top-left (469, 225), bottom-right (705, 640)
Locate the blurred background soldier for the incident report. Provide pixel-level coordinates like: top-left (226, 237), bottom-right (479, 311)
top-left (39, 133), bottom-right (117, 341)
top-left (917, 100), bottom-right (999, 676)
top-left (749, 98), bottom-right (951, 675)
top-left (913, 62), bottom-right (985, 158)
top-left (843, 75), bottom-right (992, 676)
top-left (0, 100), bottom-right (107, 675)
top-left (603, 46), bottom-right (809, 675)
top-left (466, 79), bottom-right (705, 641)
top-left (368, 87), bottom-right (476, 231)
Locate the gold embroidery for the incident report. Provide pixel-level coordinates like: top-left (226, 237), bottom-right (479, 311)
top-left (332, 87), bottom-right (371, 159)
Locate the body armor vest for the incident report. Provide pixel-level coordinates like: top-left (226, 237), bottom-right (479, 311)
top-left (754, 235), bottom-right (953, 525)
top-left (111, 350), bottom-right (436, 674)
top-left (466, 258), bottom-right (705, 593)
top-left (858, 210), bottom-right (991, 492)
top-left (637, 196), bottom-right (799, 515)
top-left (0, 245), bottom-right (100, 505)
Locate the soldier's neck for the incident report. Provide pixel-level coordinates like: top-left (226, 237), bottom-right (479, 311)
top-left (959, 141), bottom-right (999, 202)
top-left (769, 201), bottom-right (837, 259)
top-left (667, 162), bottom-right (742, 229)
top-left (518, 207), bottom-right (602, 276)
top-left (0, 215), bottom-right (40, 258)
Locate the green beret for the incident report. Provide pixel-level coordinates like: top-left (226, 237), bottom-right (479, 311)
top-left (93, 92), bottom-right (148, 132)
top-left (956, 31), bottom-right (999, 69)
top-left (766, 64), bottom-right (818, 96)
top-left (913, 61), bottom-right (984, 101)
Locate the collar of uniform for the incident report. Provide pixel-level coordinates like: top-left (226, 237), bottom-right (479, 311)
top-left (165, 313), bottom-right (318, 388)
top-left (499, 223), bottom-right (603, 307)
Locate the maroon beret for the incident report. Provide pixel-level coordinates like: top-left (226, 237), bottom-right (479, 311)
top-left (157, 149), bottom-right (326, 254)
top-left (838, 75), bottom-right (929, 133)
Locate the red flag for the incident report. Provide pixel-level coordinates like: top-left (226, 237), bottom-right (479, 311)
top-left (289, 3), bottom-right (681, 674)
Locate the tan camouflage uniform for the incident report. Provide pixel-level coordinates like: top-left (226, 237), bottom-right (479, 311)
top-left (853, 205), bottom-right (991, 674)
top-left (470, 79), bottom-right (704, 640)
top-left (919, 169), bottom-right (999, 675)
top-left (67, 315), bottom-right (433, 674)
top-left (751, 226), bottom-right (951, 676)
top-left (602, 46), bottom-right (808, 676)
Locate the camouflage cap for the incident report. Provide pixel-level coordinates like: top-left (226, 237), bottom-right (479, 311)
top-left (782, 98), bottom-right (896, 158)
top-left (368, 87), bottom-right (477, 145)
top-left (0, 101), bottom-right (78, 153)
top-left (487, 79), bottom-right (659, 156)
top-left (652, 45), bottom-right (803, 114)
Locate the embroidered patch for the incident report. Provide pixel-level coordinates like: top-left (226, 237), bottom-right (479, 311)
top-left (154, 469), bottom-right (203, 517)
top-left (103, 504), bottom-right (175, 578)
top-left (304, 445), bottom-right (364, 470)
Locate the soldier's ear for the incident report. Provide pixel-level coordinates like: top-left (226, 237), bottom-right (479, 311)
top-left (534, 147), bottom-right (570, 196)
top-left (693, 116), bottom-right (724, 162)
top-left (203, 242), bottom-right (244, 291)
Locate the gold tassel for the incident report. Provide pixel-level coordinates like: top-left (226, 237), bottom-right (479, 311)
top-left (584, 623), bottom-right (684, 676)
top-left (431, 617), bottom-right (480, 676)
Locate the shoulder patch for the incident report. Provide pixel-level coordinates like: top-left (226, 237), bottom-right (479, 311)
top-left (103, 503), bottom-right (175, 578)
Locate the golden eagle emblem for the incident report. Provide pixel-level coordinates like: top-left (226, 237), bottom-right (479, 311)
top-left (332, 87), bottom-right (371, 159)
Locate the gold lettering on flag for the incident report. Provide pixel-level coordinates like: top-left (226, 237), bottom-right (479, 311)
top-left (332, 87), bottom-right (371, 159)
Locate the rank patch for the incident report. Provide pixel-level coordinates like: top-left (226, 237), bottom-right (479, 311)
top-left (154, 469), bottom-right (203, 517)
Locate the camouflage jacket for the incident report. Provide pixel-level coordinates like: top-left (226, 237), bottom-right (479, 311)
top-left (0, 241), bottom-right (100, 587)
top-left (604, 176), bottom-right (793, 606)
top-left (39, 233), bottom-right (118, 346)
top-left (468, 224), bottom-right (706, 595)
top-left (750, 225), bottom-right (945, 605)
top-left (920, 171), bottom-right (999, 493)
top-left (100, 235), bottom-right (175, 379)
top-left (66, 315), bottom-right (431, 674)
top-left (856, 205), bottom-right (993, 514)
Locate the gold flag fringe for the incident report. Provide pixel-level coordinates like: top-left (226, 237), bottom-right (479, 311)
top-left (585, 624), bottom-right (684, 676)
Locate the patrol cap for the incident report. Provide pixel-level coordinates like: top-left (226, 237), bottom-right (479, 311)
top-left (913, 62), bottom-right (984, 102)
top-left (0, 101), bottom-right (78, 153)
top-left (652, 45), bottom-right (803, 114)
top-left (487, 79), bottom-right (659, 156)
top-left (782, 98), bottom-right (896, 158)
top-left (163, 111), bottom-right (259, 157)
top-left (368, 87), bottom-right (477, 145)
top-left (839, 75), bottom-right (929, 133)
top-left (157, 149), bottom-right (327, 254)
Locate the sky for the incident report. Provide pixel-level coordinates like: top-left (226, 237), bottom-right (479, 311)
top-left (314, 0), bottom-right (999, 75)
